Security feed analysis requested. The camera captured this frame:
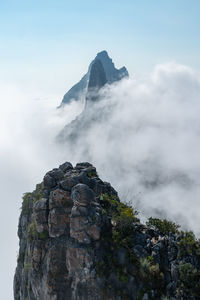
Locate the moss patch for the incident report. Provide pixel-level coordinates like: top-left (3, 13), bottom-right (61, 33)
top-left (25, 262), bottom-right (31, 273)
top-left (87, 170), bottom-right (98, 178)
top-left (27, 220), bottom-right (49, 242)
top-left (21, 192), bottom-right (32, 214)
top-left (32, 183), bottom-right (43, 203)
top-left (146, 217), bottom-right (180, 235)
top-left (21, 182), bottom-right (43, 215)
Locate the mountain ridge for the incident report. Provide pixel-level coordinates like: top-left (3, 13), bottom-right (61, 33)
top-left (59, 50), bottom-right (128, 107)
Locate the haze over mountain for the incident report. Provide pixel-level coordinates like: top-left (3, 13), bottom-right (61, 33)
top-left (57, 51), bottom-right (129, 143)
top-left (1, 1), bottom-right (199, 299)
top-left (59, 50), bottom-right (128, 107)
top-left (55, 59), bottom-right (200, 238)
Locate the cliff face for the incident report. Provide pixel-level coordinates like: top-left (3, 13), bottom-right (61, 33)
top-left (85, 59), bottom-right (107, 105)
top-left (59, 50), bottom-right (128, 107)
top-left (14, 162), bottom-right (200, 300)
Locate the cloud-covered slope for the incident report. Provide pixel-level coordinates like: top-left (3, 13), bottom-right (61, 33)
top-left (57, 63), bottom-right (200, 235)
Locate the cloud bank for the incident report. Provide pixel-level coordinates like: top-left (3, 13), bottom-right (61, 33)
top-left (59, 62), bottom-right (200, 235)
top-left (1, 62), bottom-right (200, 298)
top-left (0, 83), bottom-right (83, 299)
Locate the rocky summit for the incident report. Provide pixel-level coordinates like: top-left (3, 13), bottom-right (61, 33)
top-left (14, 162), bottom-right (200, 300)
top-left (59, 50), bottom-right (128, 107)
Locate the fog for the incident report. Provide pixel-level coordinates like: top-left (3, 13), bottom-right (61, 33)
top-left (1, 62), bottom-right (200, 298)
top-left (59, 62), bottom-right (200, 235)
top-left (0, 82), bottom-right (83, 299)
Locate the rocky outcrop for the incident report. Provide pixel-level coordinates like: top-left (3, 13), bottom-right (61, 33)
top-left (14, 162), bottom-right (200, 300)
top-left (59, 50), bottom-right (128, 107)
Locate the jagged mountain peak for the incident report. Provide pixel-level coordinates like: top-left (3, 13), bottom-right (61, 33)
top-left (59, 50), bottom-right (129, 107)
top-left (95, 50), bottom-right (121, 68)
top-left (94, 50), bottom-right (128, 83)
top-left (96, 50), bottom-right (109, 57)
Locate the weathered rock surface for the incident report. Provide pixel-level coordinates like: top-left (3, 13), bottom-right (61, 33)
top-left (14, 162), bottom-right (200, 300)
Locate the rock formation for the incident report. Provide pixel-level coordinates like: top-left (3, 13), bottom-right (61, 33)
top-left (85, 59), bottom-right (107, 106)
top-left (14, 162), bottom-right (200, 299)
top-left (59, 50), bottom-right (128, 107)
top-left (57, 51), bottom-right (129, 143)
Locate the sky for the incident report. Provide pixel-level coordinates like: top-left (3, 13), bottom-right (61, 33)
top-left (0, 1), bottom-right (200, 299)
top-left (0, 0), bottom-right (200, 96)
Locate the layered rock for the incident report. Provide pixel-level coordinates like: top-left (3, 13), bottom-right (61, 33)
top-left (14, 162), bottom-right (200, 300)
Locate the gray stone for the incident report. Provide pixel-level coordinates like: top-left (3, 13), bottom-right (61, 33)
top-left (48, 208), bottom-right (70, 237)
top-left (48, 168), bottom-right (64, 181)
top-left (43, 174), bottom-right (56, 189)
top-left (49, 189), bottom-right (72, 209)
top-left (33, 198), bottom-right (48, 233)
top-left (60, 176), bottom-right (79, 191)
top-left (71, 183), bottom-right (95, 206)
top-left (59, 161), bottom-right (73, 172)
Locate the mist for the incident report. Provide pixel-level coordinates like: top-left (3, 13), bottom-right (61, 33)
top-left (1, 62), bottom-right (200, 298)
top-left (0, 82), bottom-right (83, 299)
top-left (59, 62), bottom-right (200, 235)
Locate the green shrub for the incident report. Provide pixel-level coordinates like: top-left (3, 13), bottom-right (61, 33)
top-left (178, 231), bottom-right (200, 257)
top-left (116, 266), bottom-right (129, 282)
top-left (146, 217), bottom-right (180, 235)
top-left (100, 193), bottom-right (138, 250)
top-left (27, 220), bottom-right (38, 241)
top-left (139, 257), bottom-right (164, 295)
top-left (178, 262), bottom-right (200, 296)
top-left (33, 183), bottom-right (43, 203)
top-left (112, 230), bottom-right (133, 249)
top-left (179, 262), bottom-right (198, 283)
top-left (147, 255), bottom-right (154, 264)
top-left (112, 215), bottom-right (135, 249)
top-left (21, 182), bottom-right (43, 214)
top-left (139, 257), bottom-right (160, 279)
top-left (21, 192), bottom-right (32, 214)
top-left (97, 193), bottom-right (141, 288)
top-left (100, 193), bottom-right (138, 221)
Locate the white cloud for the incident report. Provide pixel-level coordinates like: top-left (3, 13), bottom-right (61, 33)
top-left (58, 63), bottom-right (200, 236)
top-left (0, 82), bottom-right (83, 299)
top-left (1, 62), bottom-right (200, 298)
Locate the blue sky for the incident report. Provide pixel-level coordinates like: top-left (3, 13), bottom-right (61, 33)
top-left (0, 2), bottom-right (200, 298)
top-left (0, 0), bottom-right (200, 95)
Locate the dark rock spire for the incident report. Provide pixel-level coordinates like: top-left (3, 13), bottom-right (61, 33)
top-left (88, 59), bottom-right (107, 90)
top-left (59, 50), bottom-right (129, 107)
